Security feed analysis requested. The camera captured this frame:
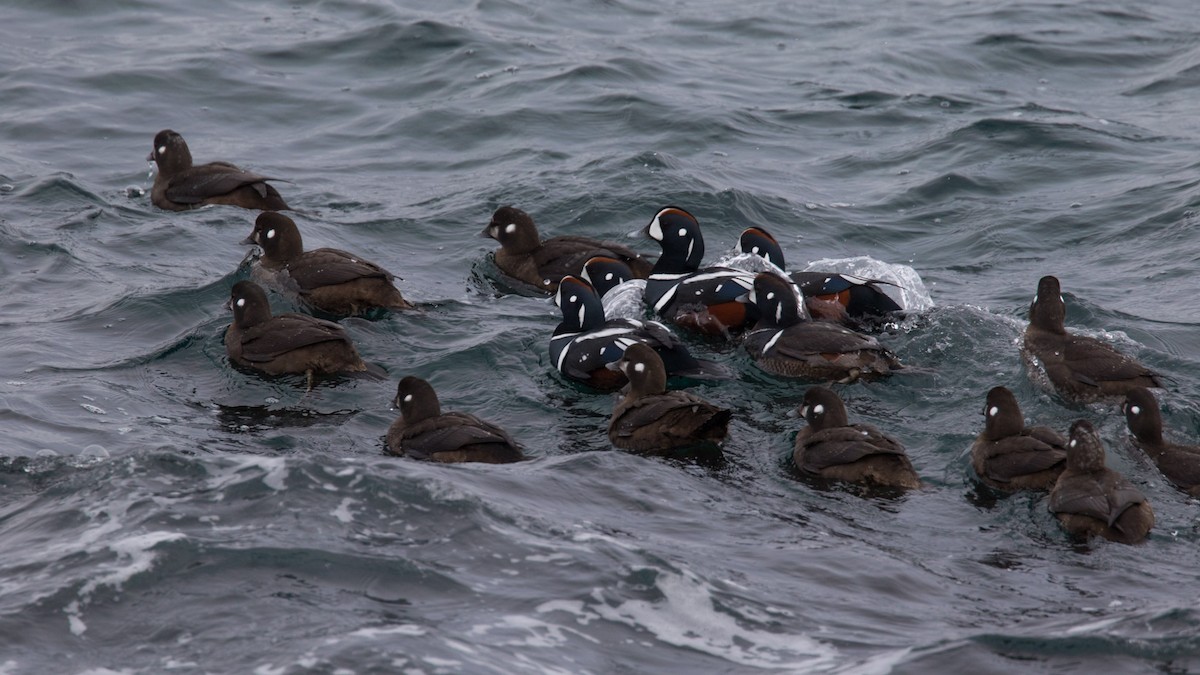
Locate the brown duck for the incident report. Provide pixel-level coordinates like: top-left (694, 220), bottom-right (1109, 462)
top-left (607, 343), bottom-right (731, 454)
top-left (970, 386), bottom-right (1067, 491)
top-left (794, 386), bottom-right (920, 489)
top-left (482, 205), bottom-right (653, 294)
top-left (1048, 420), bottom-right (1154, 544)
top-left (225, 280), bottom-right (368, 389)
top-left (1022, 276), bottom-right (1161, 403)
top-left (148, 129), bottom-right (290, 211)
top-left (386, 376), bottom-right (524, 463)
top-left (1124, 387), bottom-right (1200, 496)
top-left (243, 212), bottom-right (412, 317)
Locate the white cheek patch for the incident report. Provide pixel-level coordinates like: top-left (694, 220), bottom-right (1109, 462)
top-left (569, 295), bottom-right (578, 303)
top-left (157, 145), bottom-right (166, 156)
top-left (799, 406), bottom-right (808, 416)
top-left (505, 223), bottom-right (517, 234)
top-left (266, 229), bottom-right (276, 239)
top-left (751, 246), bottom-right (760, 254)
top-left (605, 273), bottom-right (614, 281)
top-left (812, 404), bottom-right (824, 416)
top-left (1069, 439), bottom-right (1077, 448)
top-left (766, 292), bottom-right (775, 300)
top-left (1130, 405), bottom-right (1141, 415)
top-left (634, 362), bottom-right (645, 373)
top-left (988, 406), bottom-right (998, 417)
top-left (236, 298), bottom-right (245, 307)
top-left (648, 217), bottom-right (664, 241)
top-left (403, 394), bottom-right (412, 403)
top-left (1059, 295), bottom-right (1064, 304)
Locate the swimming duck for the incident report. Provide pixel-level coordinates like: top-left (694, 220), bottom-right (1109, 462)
top-left (1123, 387), bottom-right (1200, 496)
top-left (1048, 420), bottom-right (1154, 544)
top-left (969, 386), bottom-right (1066, 491)
top-left (386, 376), bottom-right (525, 463)
top-left (794, 386), bottom-right (920, 489)
top-left (148, 129), bottom-right (290, 211)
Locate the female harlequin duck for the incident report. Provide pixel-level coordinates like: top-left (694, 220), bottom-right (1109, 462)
top-left (550, 276), bottom-right (726, 391)
top-left (1022, 276), bottom-right (1161, 403)
top-left (738, 226), bottom-right (902, 324)
top-left (386, 376), bottom-right (525, 464)
top-left (743, 273), bottom-right (901, 382)
top-left (148, 129), bottom-right (290, 211)
top-left (1048, 420), bottom-right (1154, 544)
top-left (242, 211), bottom-right (413, 317)
top-left (793, 386), bottom-right (920, 489)
top-left (225, 280), bottom-right (370, 390)
top-left (1123, 387), bottom-right (1200, 496)
top-left (641, 206), bottom-right (758, 337)
top-left (970, 386), bottom-right (1066, 491)
top-left (607, 343), bottom-right (731, 454)
top-left (481, 205), bottom-right (653, 294)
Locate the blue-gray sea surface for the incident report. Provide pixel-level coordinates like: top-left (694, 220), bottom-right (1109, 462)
top-left (2, 1), bottom-right (1200, 673)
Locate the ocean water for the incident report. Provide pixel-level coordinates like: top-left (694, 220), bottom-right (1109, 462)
top-left (2, 0), bottom-right (1200, 672)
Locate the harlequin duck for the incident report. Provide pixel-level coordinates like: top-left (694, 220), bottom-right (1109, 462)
top-left (738, 226), bottom-right (903, 323)
top-left (242, 212), bottom-right (413, 317)
top-left (386, 376), bottom-right (525, 463)
top-left (1048, 420), bottom-right (1154, 544)
top-left (743, 272), bottom-right (901, 382)
top-left (794, 386), bottom-right (920, 489)
top-left (148, 129), bottom-right (290, 211)
top-left (606, 343), bottom-right (731, 454)
top-left (225, 280), bottom-right (370, 390)
top-left (580, 255), bottom-right (636, 298)
top-left (1022, 276), bottom-right (1161, 403)
top-left (551, 276), bottom-right (727, 391)
top-left (969, 386), bottom-right (1066, 491)
top-left (1123, 387), bottom-right (1200, 496)
top-left (481, 205), bottom-right (653, 294)
top-left (642, 206), bottom-right (758, 337)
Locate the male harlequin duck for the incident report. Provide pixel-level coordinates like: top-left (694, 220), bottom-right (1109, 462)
top-left (386, 376), bottom-right (525, 464)
top-left (970, 386), bottom-right (1066, 491)
top-left (738, 226), bottom-right (903, 324)
top-left (642, 206), bottom-right (764, 337)
top-left (1048, 420), bottom-right (1154, 544)
top-left (481, 205), bottom-right (653, 294)
top-left (225, 280), bottom-right (370, 390)
top-left (743, 273), bottom-right (901, 383)
top-left (607, 343), bottom-right (731, 454)
top-left (1022, 276), bottom-right (1161, 403)
top-left (550, 276), bottom-right (727, 391)
top-left (581, 255), bottom-right (636, 298)
top-left (793, 386), bottom-right (920, 489)
top-left (1123, 387), bottom-right (1200, 496)
top-left (242, 211), bottom-right (413, 317)
top-left (148, 129), bottom-right (290, 211)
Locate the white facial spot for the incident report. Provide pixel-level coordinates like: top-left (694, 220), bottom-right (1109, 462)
top-left (569, 295), bottom-right (578, 304)
top-left (988, 406), bottom-right (998, 417)
top-left (648, 217), bottom-right (664, 241)
top-left (861, 430), bottom-right (869, 436)
top-left (236, 298), bottom-right (245, 307)
top-left (266, 229), bottom-right (276, 239)
top-left (605, 272), bottom-right (614, 281)
top-left (403, 394), bottom-right (412, 403)
top-left (695, 290), bottom-right (702, 295)
top-left (812, 404), bottom-right (824, 416)
top-left (543, 279), bottom-right (551, 285)
top-left (677, 227), bottom-right (687, 237)
top-left (1033, 294), bottom-right (1038, 303)
top-left (157, 145), bottom-right (166, 156)
top-left (1130, 405), bottom-right (1141, 415)
top-left (1069, 439), bottom-right (1077, 448)
top-left (766, 292), bottom-right (775, 300)
top-left (1059, 295), bottom-right (1064, 304)
top-left (634, 362), bottom-right (645, 373)
top-left (751, 246), bottom-right (760, 254)
top-left (775, 302), bottom-right (782, 323)
top-left (505, 223), bottom-right (517, 234)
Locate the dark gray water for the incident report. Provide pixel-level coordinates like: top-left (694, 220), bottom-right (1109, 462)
top-left (2, 1), bottom-right (1199, 672)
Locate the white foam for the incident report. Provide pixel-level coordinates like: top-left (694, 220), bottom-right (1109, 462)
top-left (804, 256), bottom-right (934, 312)
top-left (331, 498), bottom-right (356, 523)
top-left (347, 624), bottom-right (427, 638)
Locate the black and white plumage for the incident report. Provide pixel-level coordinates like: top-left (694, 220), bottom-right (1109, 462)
top-left (1022, 275), bottom-right (1162, 403)
top-left (742, 272), bottom-right (901, 383)
top-left (1048, 420), bottom-right (1154, 545)
top-left (148, 129), bottom-right (290, 212)
top-left (550, 276), bottom-right (726, 391)
top-left (641, 206), bottom-right (757, 337)
top-left (606, 343), bottom-right (731, 454)
top-left (386, 376), bottom-right (524, 464)
top-left (1124, 387), bottom-right (1200, 497)
top-left (738, 226), bottom-right (903, 324)
top-left (793, 386), bottom-right (920, 489)
top-left (969, 386), bottom-right (1066, 491)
